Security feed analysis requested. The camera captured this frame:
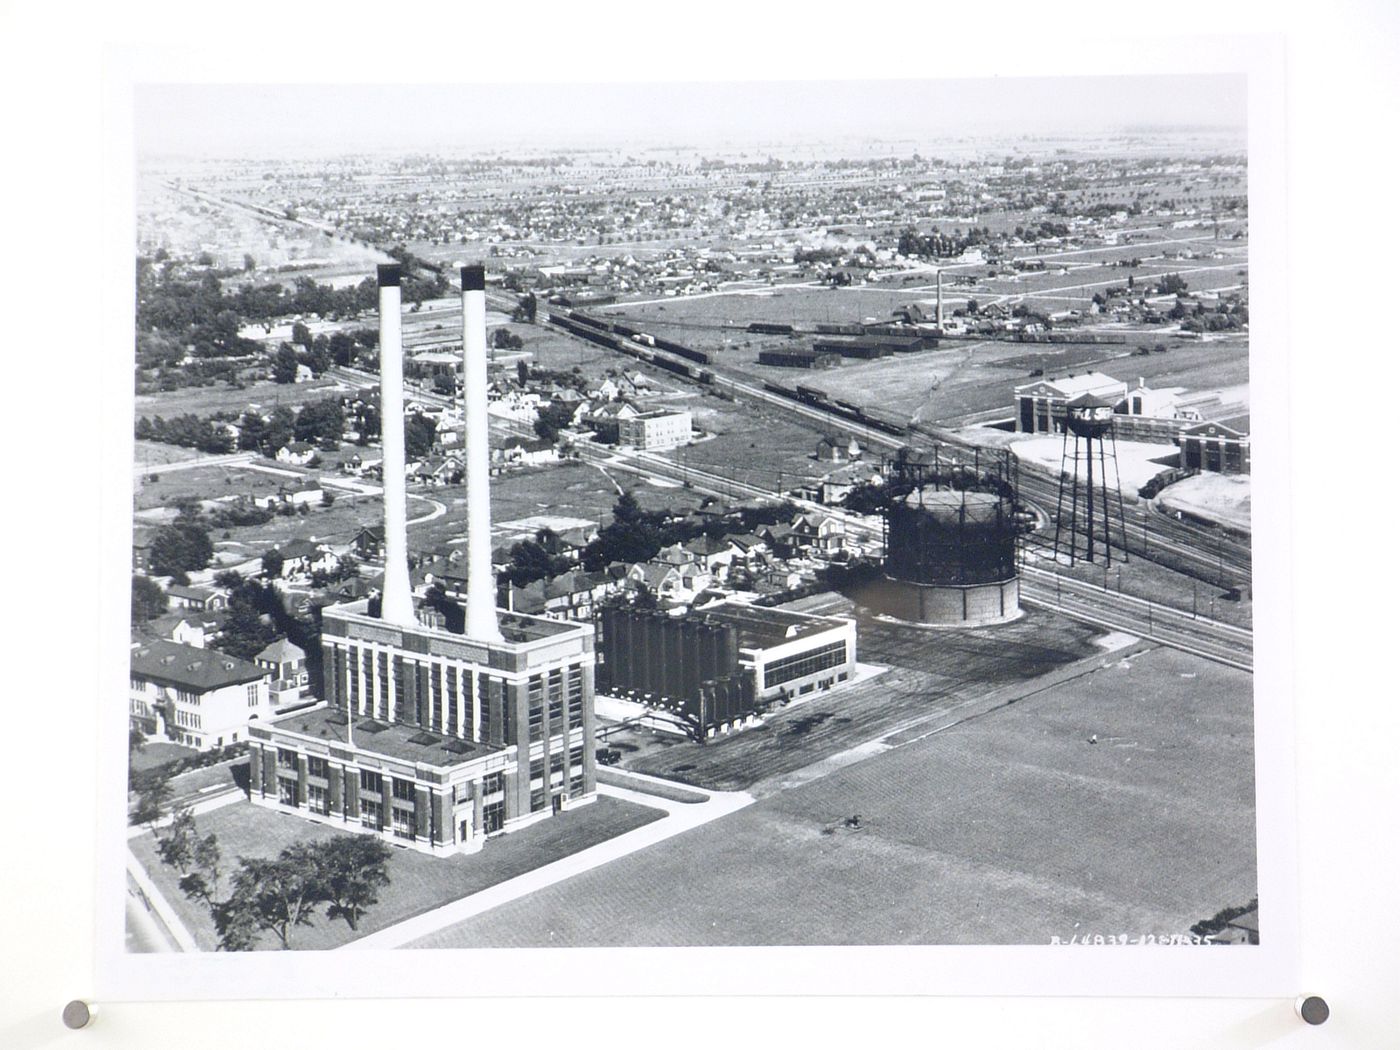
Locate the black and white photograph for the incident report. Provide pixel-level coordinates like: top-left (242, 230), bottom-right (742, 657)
top-left (5, 3), bottom-right (1399, 1045)
top-left (117, 74), bottom-right (1268, 960)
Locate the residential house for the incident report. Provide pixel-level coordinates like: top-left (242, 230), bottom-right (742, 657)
top-left (164, 584), bottom-right (229, 612)
top-left (789, 512), bottom-right (847, 556)
top-left (272, 538), bottom-right (340, 578)
top-left (352, 524), bottom-right (385, 559)
top-left (254, 638), bottom-right (311, 709)
top-left (276, 442), bottom-right (318, 466)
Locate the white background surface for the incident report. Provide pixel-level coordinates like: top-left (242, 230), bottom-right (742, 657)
top-left (1, 1), bottom-right (1397, 1046)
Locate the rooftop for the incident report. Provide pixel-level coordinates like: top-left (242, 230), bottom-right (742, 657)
top-left (131, 638), bottom-right (267, 692)
top-left (266, 704), bottom-right (500, 768)
top-left (700, 602), bottom-right (848, 649)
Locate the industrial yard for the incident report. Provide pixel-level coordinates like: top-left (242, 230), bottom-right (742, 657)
top-left (407, 644), bottom-right (1254, 947)
top-left (122, 79), bottom-right (1258, 958)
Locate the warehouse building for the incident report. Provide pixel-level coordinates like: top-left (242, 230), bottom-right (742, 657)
top-left (1014, 372), bottom-right (1129, 433)
top-left (1177, 418), bottom-right (1251, 474)
top-left (758, 348), bottom-right (842, 368)
top-left (598, 601), bottom-right (857, 722)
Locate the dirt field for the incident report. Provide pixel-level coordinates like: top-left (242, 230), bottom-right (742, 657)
top-left (407, 644), bottom-right (1256, 948)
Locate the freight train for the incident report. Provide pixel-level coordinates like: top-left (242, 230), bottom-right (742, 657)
top-left (760, 381), bottom-right (906, 436)
top-left (546, 310), bottom-right (714, 384)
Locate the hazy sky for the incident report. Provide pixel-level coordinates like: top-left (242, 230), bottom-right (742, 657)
top-left (135, 76), bottom-right (1246, 159)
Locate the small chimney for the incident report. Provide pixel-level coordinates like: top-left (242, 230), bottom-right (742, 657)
top-left (935, 268), bottom-right (944, 330)
top-left (377, 263), bottom-right (414, 626)
top-left (460, 263), bottom-right (503, 643)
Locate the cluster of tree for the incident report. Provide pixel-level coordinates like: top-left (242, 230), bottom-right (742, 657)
top-left (148, 519), bottom-right (215, 582)
top-left (152, 807), bottom-right (394, 949)
top-left (237, 405), bottom-right (295, 455)
top-left (510, 291), bottom-right (537, 323)
top-left (131, 574), bottom-right (168, 623)
top-left (291, 398), bottom-right (344, 447)
top-left (490, 328), bottom-right (524, 351)
top-left (533, 401), bottom-right (577, 442)
top-left (1177, 301), bottom-right (1248, 333)
top-left (1158, 273), bottom-right (1190, 296)
top-left (206, 499), bottom-right (275, 529)
top-left (895, 225), bottom-right (993, 260)
top-left (578, 492), bottom-right (798, 573)
top-left (504, 528), bottom-right (575, 587)
top-left (405, 412), bottom-right (437, 460)
top-left (221, 571), bottom-right (325, 685)
top-left (792, 246), bottom-right (844, 265)
top-left (135, 414), bottom-right (236, 454)
top-left (519, 363), bottom-right (588, 392)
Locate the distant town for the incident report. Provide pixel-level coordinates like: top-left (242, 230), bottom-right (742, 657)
top-left (126, 122), bottom-right (1257, 954)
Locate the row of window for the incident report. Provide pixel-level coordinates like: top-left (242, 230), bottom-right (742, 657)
top-left (175, 710), bottom-right (203, 729)
top-left (762, 640), bottom-right (850, 688)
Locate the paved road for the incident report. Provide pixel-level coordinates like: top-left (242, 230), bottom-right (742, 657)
top-left (133, 451), bottom-right (255, 477)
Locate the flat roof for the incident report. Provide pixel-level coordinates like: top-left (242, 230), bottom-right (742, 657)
top-left (265, 704), bottom-right (501, 768)
top-left (700, 603), bottom-right (848, 649)
top-left (325, 598), bottom-right (586, 645)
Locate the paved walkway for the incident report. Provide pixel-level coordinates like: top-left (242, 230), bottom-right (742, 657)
top-left (341, 780), bottom-right (753, 950)
top-left (125, 851), bottom-right (198, 952)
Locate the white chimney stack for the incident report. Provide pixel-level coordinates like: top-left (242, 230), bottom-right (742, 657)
top-left (377, 263), bottom-right (414, 626)
top-left (460, 263), bottom-right (503, 643)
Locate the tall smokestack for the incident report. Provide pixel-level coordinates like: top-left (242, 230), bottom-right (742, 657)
top-left (377, 263), bottom-right (414, 626)
top-left (461, 263), bottom-right (503, 642)
top-left (936, 268), bottom-right (944, 330)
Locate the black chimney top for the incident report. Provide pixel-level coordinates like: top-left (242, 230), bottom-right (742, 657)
top-left (461, 264), bottom-right (485, 291)
top-left (377, 263), bottom-right (402, 287)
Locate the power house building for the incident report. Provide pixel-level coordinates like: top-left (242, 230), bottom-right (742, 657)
top-left (246, 263), bottom-right (598, 857)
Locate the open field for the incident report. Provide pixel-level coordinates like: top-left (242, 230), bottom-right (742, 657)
top-left (128, 794), bottom-right (664, 952)
top-left (134, 375), bottom-right (348, 420)
top-left (624, 597), bottom-right (1104, 792)
top-left (408, 644), bottom-right (1255, 948)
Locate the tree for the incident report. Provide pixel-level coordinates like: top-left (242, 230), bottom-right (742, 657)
top-left (220, 844), bottom-right (326, 950)
top-left (261, 548), bottom-right (285, 579)
top-left (272, 343), bottom-right (299, 384)
top-left (131, 574), bottom-right (168, 622)
top-left (533, 401), bottom-right (575, 442)
top-left (129, 726), bottom-right (147, 755)
top-left (157, 807), bottom-right (198, 874)
top-left (149, 521), bottom-right (214, 577)
top-left (291, 321), bottom-right (312, 349)
top-left (243, 253), bottom-right (256, 273)
top-left (293, 398), bottom-right (344, 446)
top-left (314, 836), bottom-right (394, 931)
top-left (132, 778), bottom-right (173, 830)
top-left (404, 412), bottom-right (436, 460)
top-left (516, 360), bottom-right (530, 386)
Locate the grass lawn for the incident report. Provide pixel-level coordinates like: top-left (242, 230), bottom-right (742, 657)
top-left (410, 645), bottom-right (1256, 948)
top-left (129, 794), bottom-right (664, 952)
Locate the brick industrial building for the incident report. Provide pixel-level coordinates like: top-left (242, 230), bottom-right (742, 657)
top-left (247, 264), bottom-right (597, 856)
top-left (597, 602), bottom-right (857, 737)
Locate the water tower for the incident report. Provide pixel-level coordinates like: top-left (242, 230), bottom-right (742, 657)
top-left (1053, 392), bottom-right (1129, 565)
